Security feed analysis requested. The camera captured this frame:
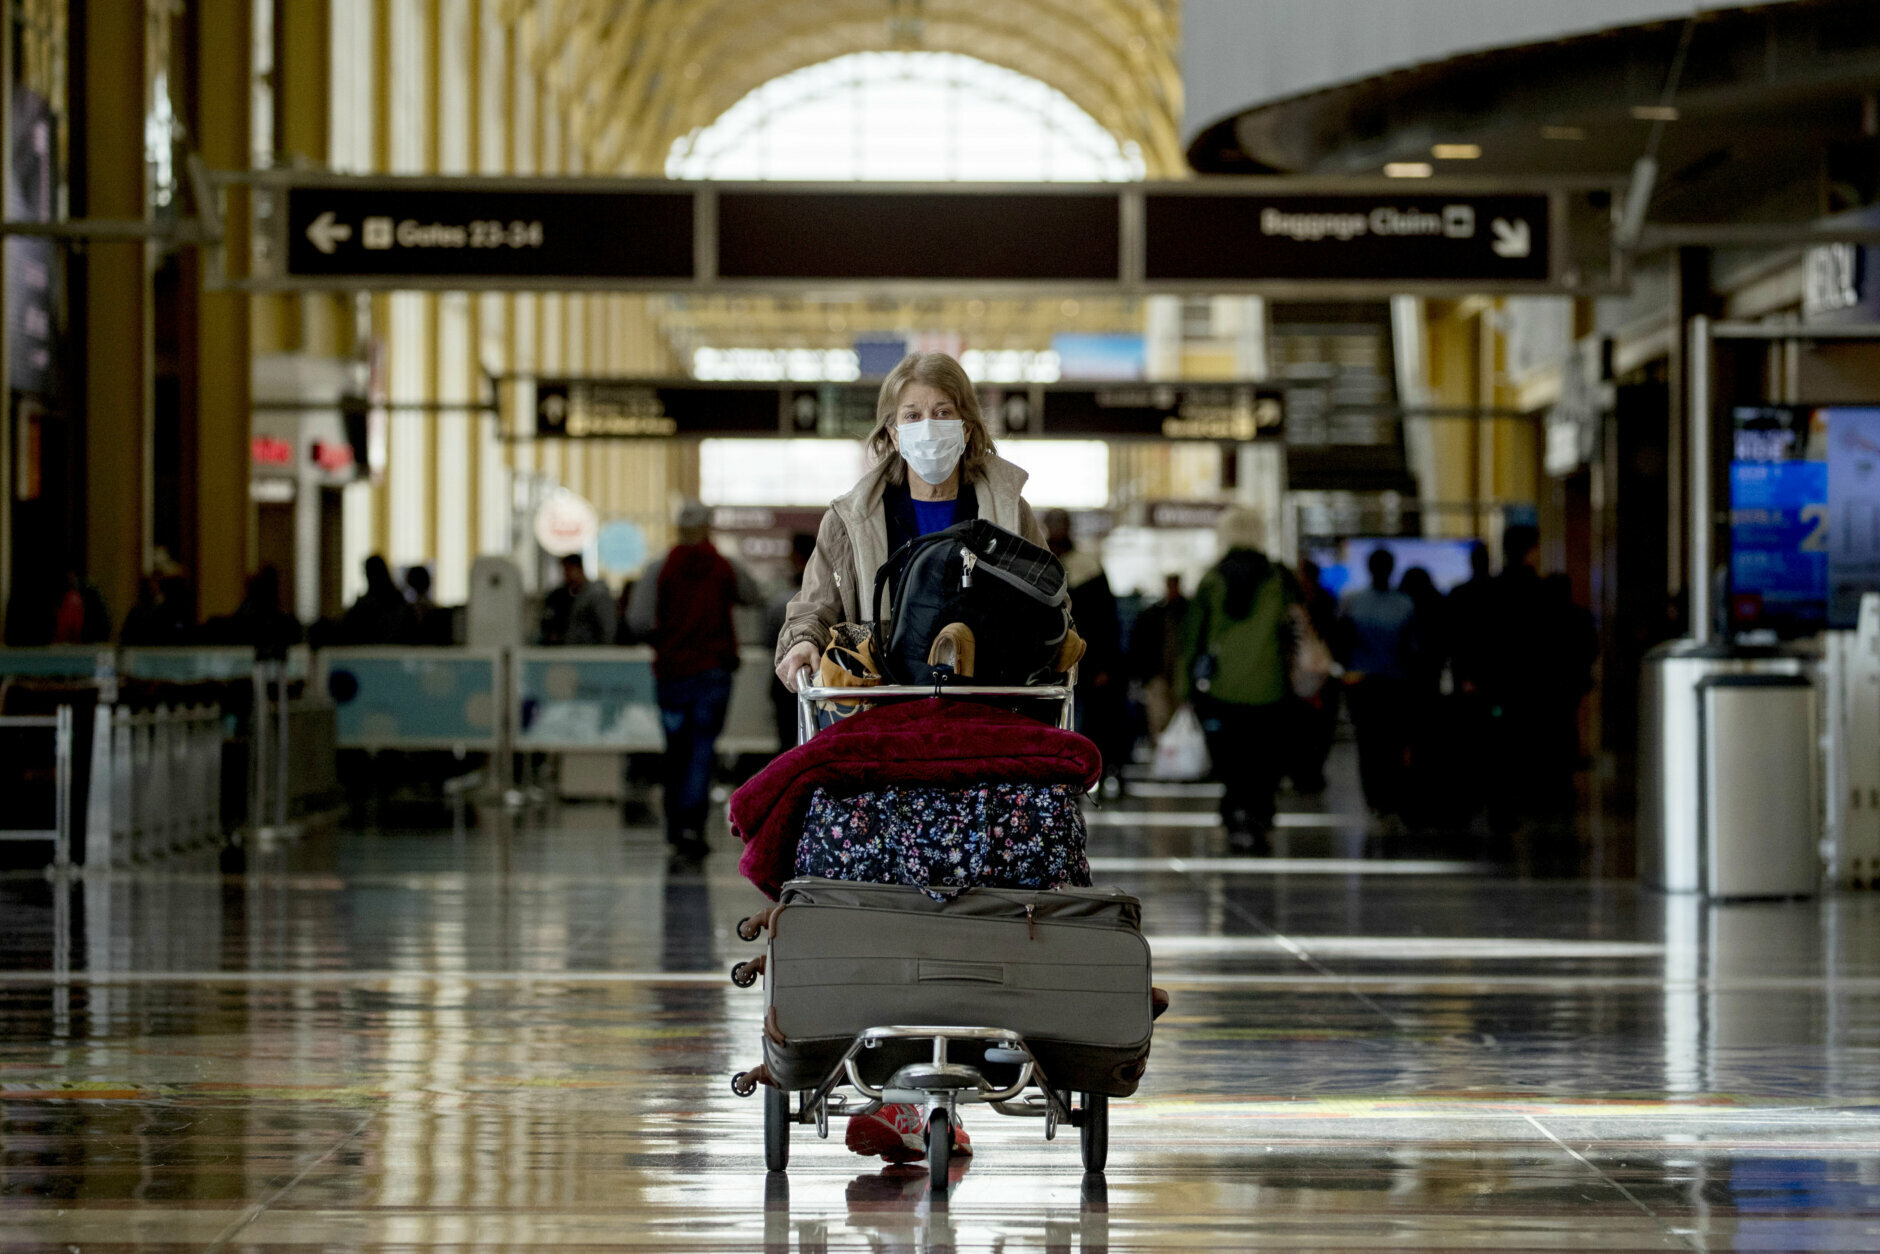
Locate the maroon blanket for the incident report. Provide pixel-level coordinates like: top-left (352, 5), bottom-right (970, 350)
top-left (731, 699), bottom-right (1102, 898)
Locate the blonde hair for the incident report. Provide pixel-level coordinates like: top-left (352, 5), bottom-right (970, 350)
top-left (865, 352), bottom-right (995, 485)
top-left (1216, 507), bottom-right (1267, 553)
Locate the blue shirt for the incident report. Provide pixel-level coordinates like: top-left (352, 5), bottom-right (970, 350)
top-left (911, 496), bottom-right (958, 537)
top-left (1340, 586), bottom-right (1417, 680)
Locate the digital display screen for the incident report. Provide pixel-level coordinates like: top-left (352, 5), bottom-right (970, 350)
top-left (1730, 406), bottom-right (1827, 637)
top-left (1305, 538), bottom-right (1481, 598)
top-left (1826, 407), bottom-right (1880, 629)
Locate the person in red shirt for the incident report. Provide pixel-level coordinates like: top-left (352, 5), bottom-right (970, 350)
top-left (627, 501), bottom-right (761, 866)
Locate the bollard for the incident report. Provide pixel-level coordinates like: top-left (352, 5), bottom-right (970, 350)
top-left (52, 706), bottom-right (72, 873)
top-left (111, 710), bottom-right (132, 864)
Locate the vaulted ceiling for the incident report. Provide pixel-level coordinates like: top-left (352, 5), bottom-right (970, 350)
top-left (502, 0), bottom-right (1185, 177)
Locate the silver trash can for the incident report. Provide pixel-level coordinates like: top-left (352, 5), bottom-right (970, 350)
top-left (1640, 641), bottom-right (1819, 897)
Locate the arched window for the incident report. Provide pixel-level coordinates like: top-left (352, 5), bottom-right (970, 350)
top-left (668, 52), bottom-right (1144, 182)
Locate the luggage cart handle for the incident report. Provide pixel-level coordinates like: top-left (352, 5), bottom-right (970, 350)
top-left (795, 668), bottom-right (1075, 738)
top-left (795, 672), bottom-right (1073, 703)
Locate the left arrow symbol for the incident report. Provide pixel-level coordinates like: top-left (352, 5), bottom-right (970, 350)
top-left (306, 211), bottom-right (353, 255)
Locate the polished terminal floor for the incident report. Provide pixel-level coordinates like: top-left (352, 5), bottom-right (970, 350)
top-left (4, 757), bottom-right (1880, 1252)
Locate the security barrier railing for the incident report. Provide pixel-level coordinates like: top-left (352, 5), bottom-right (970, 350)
top-left (0, 647), bottom-right (347, 863)
top-left (320, 644), bottom-right (780, 760)
top-left (250, 660), bottom-right (341, 838)
top-left (5, 643), bottom-right (784, 835)
top-left (0, 706), bottom-right (75, 871)
top-left (85, 705), bottom-right (224, 865)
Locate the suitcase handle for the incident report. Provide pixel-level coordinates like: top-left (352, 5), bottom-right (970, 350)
top-left (917, 959), bottom-right (1006, 984)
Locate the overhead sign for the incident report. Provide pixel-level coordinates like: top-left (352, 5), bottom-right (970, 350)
top-left (596, 521), bottom-right (647, 574)
top-left (1145, 192), bottom-right (1551, 284)
top-left (284, 184), bottom-right (693, 280)
top-left (1146, 500), bottom-right (1231, 529)
top-left (1805, 208), bottom-right (1880, 325)
top-left (534, 379), bottom-right (779, 438)
top-left (526, 377), bottom-right (1283, 442)
top-left (533, 490), bottom-right (600, 556)
top-left (246, 174), bottom-right (1601, 294)
top-left (1040, 384), bottom-right (1284, 441)
top-left (717, 191), bottom-right (1118, 281)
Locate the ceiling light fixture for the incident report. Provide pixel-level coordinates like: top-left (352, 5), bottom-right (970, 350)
top-left (1431, 143), bottom-right (1481, 160)
top-left (1631, 105), bottom-right (1680, 122)
top-left (1384, 162), bottom-right (1434, 178)
top-left (1542, 125), bottom-right (1587, 141)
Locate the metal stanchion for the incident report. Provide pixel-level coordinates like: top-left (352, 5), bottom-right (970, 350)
top-left (52, 705), bottom-right (72, 873)
top-left (0, 705), bottom-right (75, 875)
top-left (250, 662), bottom-right (269, 842)
top-left (275, 662), bottom-right (290, 831)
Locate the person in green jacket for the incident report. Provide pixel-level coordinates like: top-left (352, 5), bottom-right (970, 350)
top-left (1179, 508), bottom-right (1299, 851)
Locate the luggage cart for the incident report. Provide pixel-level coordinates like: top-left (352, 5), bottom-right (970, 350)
top-left (730, 669), bottom-right (1123, 1191)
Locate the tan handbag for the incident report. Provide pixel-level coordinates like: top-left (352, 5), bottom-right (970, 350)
top-left (816, 623), bottom-right (882, 714)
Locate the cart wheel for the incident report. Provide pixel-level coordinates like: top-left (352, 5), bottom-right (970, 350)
top-left (764, 1085), bottom-right (790, 1173)
top-left (1079, 1093), bottom-right (1108, 1173)
top-left (927, 1109), bottom-right (952, 1191)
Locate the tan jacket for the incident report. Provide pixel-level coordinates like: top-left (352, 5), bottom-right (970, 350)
top-left (773, 452), bottom-right (1046, 667)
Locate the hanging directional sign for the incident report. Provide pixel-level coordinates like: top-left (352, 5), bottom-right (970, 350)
top-left (284, 184), bottom-right (693, 280)
top-left (718, 191), bottom-right (1118, 281)
top-left (524, 376), bottom-right (1284, 442)
top-left (1144, 192), bottom-right (1552, 284)
top-left (1040, 384), bottom-right (1286, 441)
top-left (254, 174), bottom-right (1596, 293)
top-left (532, 378), bottom-right (779, 438)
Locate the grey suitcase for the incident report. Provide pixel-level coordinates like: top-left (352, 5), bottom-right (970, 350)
top-left (759, 877), bottom-right (1155, 1097)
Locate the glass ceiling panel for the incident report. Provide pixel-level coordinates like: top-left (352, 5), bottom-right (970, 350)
top-left (668, 51), bottom-right (1144, 182)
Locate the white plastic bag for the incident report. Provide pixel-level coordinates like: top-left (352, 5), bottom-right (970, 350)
top-left (1152, 704), bottom-right (1211, 781)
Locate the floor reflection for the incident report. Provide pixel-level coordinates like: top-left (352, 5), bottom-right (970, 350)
top-left (2, 781), bottom-right (1880, 1250)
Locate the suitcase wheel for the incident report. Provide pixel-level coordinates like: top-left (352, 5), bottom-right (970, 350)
top-left (731, 1071), bottom-right (759, 1098)
top-left (1079, 1093), bottom-right (1109, 1173)
top-left (765, 1085), bottom-right (791, 1173)
top-left (730, 958), bottom-right (762, 988)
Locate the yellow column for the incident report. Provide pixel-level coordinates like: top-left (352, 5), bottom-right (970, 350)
top-left (79, 0), bottom-right (149, 628)
top-left (193, 0), bottom-right (254, 616)
top-left (1421, 303), bottom-right (1483, 539)
top-left (278, 0), bottom-right (347, 358)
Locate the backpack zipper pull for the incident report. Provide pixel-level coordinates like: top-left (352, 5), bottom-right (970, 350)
top-left (961, 550), bottom-right (977, 588)
top-left (1025, 902), bottom-right (1036, 939)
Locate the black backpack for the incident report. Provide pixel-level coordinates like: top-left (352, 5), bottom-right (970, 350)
top-left (872, 519), bottom-right (1071, 686)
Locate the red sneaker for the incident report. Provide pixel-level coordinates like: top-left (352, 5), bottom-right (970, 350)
top-left (845, 1104), bottom-right (973, 1162)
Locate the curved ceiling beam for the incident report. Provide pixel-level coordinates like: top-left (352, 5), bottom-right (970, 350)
top-left (516, 0), bottom-right (1182, 177)
top-left (646, 20), bottom-right (1136, 166)
top-left (613, 12), bottom-right (1174, 174)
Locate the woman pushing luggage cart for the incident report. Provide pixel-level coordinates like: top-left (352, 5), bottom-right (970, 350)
top-left (729, 667), bottom-right (1161, 1189)
top-left (725, 351), bottom-right (1162, 1190)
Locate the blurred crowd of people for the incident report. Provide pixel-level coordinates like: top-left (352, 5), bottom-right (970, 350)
top-left (1116, 518), bottom-right (1598, 855)
top-left (2, 551), bottom-right (459, 655)
top-left (1323, 525), bottom-right (1598, 844)
top-left (5, 508), bottom-right (1599, 863)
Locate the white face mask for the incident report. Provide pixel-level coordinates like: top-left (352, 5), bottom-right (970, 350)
top-left (898, 418), bottom-right (966, 485)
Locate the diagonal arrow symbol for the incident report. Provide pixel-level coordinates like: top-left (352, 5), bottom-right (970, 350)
top-left (306, 210), bottom-right (352, 255)
top-left (1491, 217), bottom-right (1531, 259)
